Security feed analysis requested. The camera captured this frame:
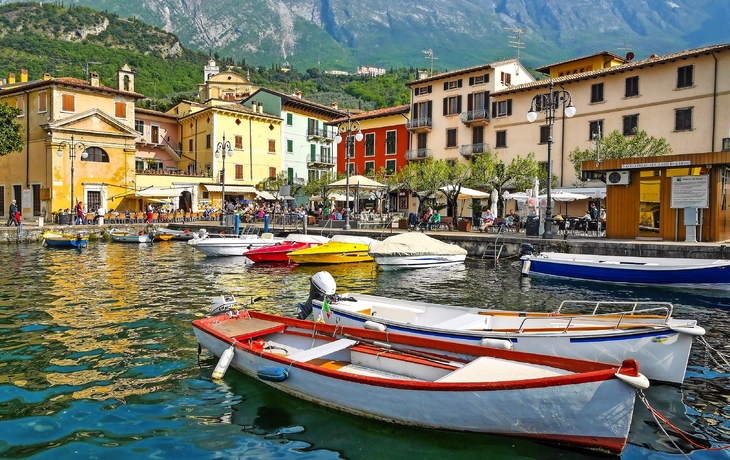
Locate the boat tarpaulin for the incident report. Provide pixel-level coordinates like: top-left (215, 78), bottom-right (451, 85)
top-left (368, 232), bottom-right (467, 257)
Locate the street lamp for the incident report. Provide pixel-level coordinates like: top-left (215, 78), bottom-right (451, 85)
top-left (214, 132), bottom-right (233, 226)
top-left (335, 111), bottom-right (363, 231)
top-left (56, 134), bottom-right (87, 224)
top-left (526, 80), bottom-right (576, 239)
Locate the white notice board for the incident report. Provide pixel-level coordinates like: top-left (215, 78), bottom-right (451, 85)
top-left (670, 175), bottom-right (709, 209)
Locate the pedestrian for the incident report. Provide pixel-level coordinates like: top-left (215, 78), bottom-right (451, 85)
top-left (146, 203), bottom-right (154, 224)
top-left (75, 200), bottom-right (85, 225)
top-left (6, 200), bottom-right (18, 226)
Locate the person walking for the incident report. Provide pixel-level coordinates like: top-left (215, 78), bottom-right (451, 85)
top-left (6, 200), bottom-right (18, 226)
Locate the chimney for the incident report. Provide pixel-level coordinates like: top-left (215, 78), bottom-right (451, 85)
top-left (20, 69), bottom-right (28, 82)
top-left (295, 90), bottom-right (303, 98)
top-left (258, 103), bottom-right (263, 113)
top-left (331, 102), bottom-right (339, 110)
top-left (90, 71), bottom-right (100, 87)
top-left (42, 73), bottom-right (52, 81)
top-left (8, 73), bottom-right (15, 84)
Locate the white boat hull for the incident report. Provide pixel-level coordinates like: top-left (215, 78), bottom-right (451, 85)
top-left (188, 235), bottom-right (279, 257)
top-left (373, 254), bottom-right (466, 270)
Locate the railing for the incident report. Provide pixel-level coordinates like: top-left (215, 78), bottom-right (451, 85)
top-left (459, 143), bottom-right (490, 157)
top-left (406, 117), bottom-right (432, 130)
top-left (405, 148), bottom-right (432, 160)
top-left (135, 169), bottom-right (211, 177)
top-left (460, 109), bottom-right (489, 124)
top-left (308, 153), bottom-right (336, 166)
top-left (307, 126), bottom-right (336, 141)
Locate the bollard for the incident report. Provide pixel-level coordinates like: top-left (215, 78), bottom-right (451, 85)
top-left (234, 214), bottom-right (240, 235)
top-left (264, 214), bottom-right (270, 233)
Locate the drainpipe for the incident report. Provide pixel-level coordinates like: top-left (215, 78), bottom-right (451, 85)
top-left (249, 117), bottom-right (253, 180)
top-left (711, 53), bottom-right (718, 153)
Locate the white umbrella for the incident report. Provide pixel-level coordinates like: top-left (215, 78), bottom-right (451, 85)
top-left (328, 175), bottom-right (386, 189)
top-left (490, 189), bottom-right (498, 216)
top-left (549, 191), bottom-right (590, 216)
top-left (439, 185), bottom-right (488, 200)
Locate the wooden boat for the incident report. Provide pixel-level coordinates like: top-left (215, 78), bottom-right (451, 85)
top-left (193, 298), bottom-right (648, 455)
top-left (287, 235), bottom-right (377, 264)
top-left (299, 273), bottom-right (704, 385)
top-left (41, 230), bottom-right (88, 248)
top-left (153, 227), bottom-right (195, 241)
top-left (187, 230), bottom-right (282, 257)
top-left (244, 234), bottom-right (330, 263)
top-left (520, 251), bottom-right (730, 291)
top-left (109, 228), bottom-right (152, 243)
top-left (368, 232), bottom-right (466, 270)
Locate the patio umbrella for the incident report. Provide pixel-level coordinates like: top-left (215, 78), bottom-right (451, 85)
top-left (328, 175), bottom-right (386, 189)
top-left (490, 189), bottom-right (498, 216)
top-left (549, 190), bottom-right (590, 216)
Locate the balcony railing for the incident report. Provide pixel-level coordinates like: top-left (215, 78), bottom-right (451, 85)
top-left (307, 126), bottom-right (336, 141)
top-left (405, 148), bottom-right (433, 161)
top-left (459, 143), bottom-right (490, 157)
top-left (460, 109), bottom-right (490, 124)
top-left (406, 117), bottom-right (432, 131)
top-left (135, 169), bottom-right (212, 177)
top-left (308, 153), bottom-right (336, 168)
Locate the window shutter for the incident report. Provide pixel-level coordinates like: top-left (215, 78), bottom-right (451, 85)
top-left (484, 74), bottom-right (489, 83)
top-left (467, 93), bottom-right (473, 111)
top-left (443, 98), bottom-right (448, 116)
top-left (469, 76), bottom-right (474, 86)
top-left (457, 79), bottom-right (462, 88)
top-left (427, 85), bottom-right (432, 94)
top-left (457, 95), bottom-right (462, 113)
top-left (444, 82), bottom-right (448, 91)
top-left (507, 99), bottom-right (512, 116)
top-left (491, 101), bottom-right (497, 118)
top-left (427, 101), bottom-right (433, 118)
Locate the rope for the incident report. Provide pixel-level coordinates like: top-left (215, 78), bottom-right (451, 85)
top-left (697, 335), bottom-right (730, 369)
top-left (636, 389), bottom-right (730, 454)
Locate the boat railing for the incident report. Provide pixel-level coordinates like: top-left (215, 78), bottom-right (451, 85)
top-left (555, 300), bottom-right (673, 319)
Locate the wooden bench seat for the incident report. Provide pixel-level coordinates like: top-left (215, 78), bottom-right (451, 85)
top-left (435, 216), bottom-right (453, 230)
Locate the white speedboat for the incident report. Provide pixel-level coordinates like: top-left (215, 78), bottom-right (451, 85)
top-left (368, 232), bottom-right (467, 270)
top-left (299, 272), bottom-right (704, 385)
top-left (187, 229), bottom-right (282, 256)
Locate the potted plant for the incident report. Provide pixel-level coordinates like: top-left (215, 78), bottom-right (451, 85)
top-left (469, 202), bottom-right (488, 220)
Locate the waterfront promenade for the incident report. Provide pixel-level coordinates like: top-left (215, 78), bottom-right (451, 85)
top-left (4, 216), bottom-right (730, 260)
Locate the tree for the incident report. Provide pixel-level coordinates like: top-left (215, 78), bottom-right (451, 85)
top-left (568, 129), bottom-right (673, 184)
top-left (438, 160), bottom-right (471, 218)
top-left (392, 158), bottom-right (448, 215)
top-left (300, 171), bottom-right (343, 208)
top-left (368, 167), bottom-right (398, 213)
top-left (0, 102), bottom-right (23, 156)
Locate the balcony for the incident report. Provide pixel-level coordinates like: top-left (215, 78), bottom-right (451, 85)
top-left (307, 126), bottom-right (336, 142)
top-left (460, 109), bottom-right (489, 125)
top-left (459, 143), bottom-right (490, 158)
top-left (405, 148), bottom-right (433, 161)
top-left (308, 153), bottom-right (336, 169)
top-left (406, 117), bottom-right (432, 132)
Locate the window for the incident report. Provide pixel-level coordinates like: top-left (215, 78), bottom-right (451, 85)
top-left (87, 191), bottom-right (101, 212)
top-left (539, 125), bottom-right (550, 144)
top-left (625, 76), bottom-right (639, 97)
top-left (677, 65), bottom-right (694, 89)
top-left (589, 120), bottom-right (604, 140)
top-left (205, 134), bottom-right (211, 149)
top-left (443, 95), bottom-right (461, 115)
top-left (365, 133), bottom-right (375, 156)
top-left (385, 159), bottom-right (396, 174)
top-left (446, 128), bottom-right (457, 148)
top-left (472, 92), bottom-right (487, 111)
top-left (417, 132), bottom-right (427, 149)
top-left (151, 125), bottom-right (160, 144)
top-left (347, 162), bottom-right (355, 175)
top-left (15, 95), bottom-right (24, 116)
top-left (287, 139), bottom-right (294, 153)
top-left (115, 101), bottom-right (126, 118)
top-left (385, 130), bottom-right (396, 155)
top-left (364, 161), bottom-right (375, 174)
top-left (32, 184), bottom-right (40, 216)
top-left (37, 91), bottom-right (47, 113)
top-left (472, 126), bottom-right (484, 145)
top-left (590, 83), bottom-right (604, 103)
top-left (491, 99), bottom-right (512, 118)
top-left (235, 135), bottom-right (243, 149)
top-left (496, 130), bottom-right (507, 148)
top-left (444, 79), bottom-right (462, 90)
top-left (500, 72), bottom-right (511, 86)
top-left (61, 93), bottom-right (75, 112)
top-left (269, 167), bottom-right (277, 179)
top-left (268, 139), bottom-right (276, 153)
top-left (469, 74), bottom-right (489, 85)
top-left (414, 101), bottom-right (432, 121)
top-left (287, 168), bottom-right (294, 184)
top-left (623, 114), bottom-right (639, 135)
top-left (0, 186), bottom-right (4, 216)
top-left (675, 108), bottom-right (693, 131)
top-left (188, 139), bottom-right (193, 154)
top-left (135, 120), bottom-right (144, 134)
top-left (82, 147), bottom-right (110, 163)
top-left (235, 164), bottom-right (244, 180)
top-left (415, 85), bottom-right (432, 96)
top-left (286, 113), bottom-right (293, 125)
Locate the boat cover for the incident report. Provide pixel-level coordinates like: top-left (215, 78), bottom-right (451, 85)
top-left (331, 235), bottom-right (379, 245)
top-left (285, 234), bottom-right (330, 244)
top-left (368, 232), bottom-right (467, 256)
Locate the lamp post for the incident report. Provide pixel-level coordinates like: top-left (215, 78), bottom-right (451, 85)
top-left (56, 134), bottom-right (87, 225)
top-left (214, 132), bottom-right (233, 226)
top-left (335, 111), bottom-right (363, 231)
top-left (526, 80), bottom-right (576, 239)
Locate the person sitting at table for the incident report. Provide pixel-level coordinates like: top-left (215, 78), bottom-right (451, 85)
top-left (478, 209), bottom-right (494, 232)
top-left (427, 211), bottom-right (441, 231)
top-left (505, 209), bottom-right (520, 232)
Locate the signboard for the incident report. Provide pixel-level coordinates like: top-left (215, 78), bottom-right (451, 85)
top-left (622, 160), bottom-right (690, 169)
top-left (670, 175), bottom-right (709, 209)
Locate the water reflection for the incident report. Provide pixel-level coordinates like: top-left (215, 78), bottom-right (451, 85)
top-left (0, 243), bottom-right (728, 459)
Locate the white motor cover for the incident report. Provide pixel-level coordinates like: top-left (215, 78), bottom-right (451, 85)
top-left (311, 271), bottom-right (336, 296)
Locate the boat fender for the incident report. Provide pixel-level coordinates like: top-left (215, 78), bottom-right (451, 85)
top-left (480, 338), bottom-right (513, 350)
top-left (257, 366), bottom-right (289, 382)
top-left (212, 343), bottom-right (235, 380)
top-left (615, 359), bottom-right (650, 390)
top-left (521, 259), bottom-right (531, 277)
top-left (364, 320), bottom-right (387, 332)
top-left (669, 325), bottom-right (706, 336)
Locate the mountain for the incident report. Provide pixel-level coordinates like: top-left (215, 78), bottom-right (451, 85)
top-left (20, 0), bottom-right (730, 72)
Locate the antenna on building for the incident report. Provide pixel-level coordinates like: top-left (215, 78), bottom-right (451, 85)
top-left (423, 49), bottom-right (438, 76)
top-left (84, 61), bottom-right (102, 79)
top-left (617, 41), bottom-right (632, 55)
top-left (504, 27), bottom-right (526, 61)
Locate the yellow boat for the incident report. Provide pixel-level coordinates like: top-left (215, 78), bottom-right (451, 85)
top-left (287, 235), bottom-right (378, 264)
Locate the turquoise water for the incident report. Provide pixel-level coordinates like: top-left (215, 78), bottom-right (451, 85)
top-left (0, 242), bottom-right (728, 459)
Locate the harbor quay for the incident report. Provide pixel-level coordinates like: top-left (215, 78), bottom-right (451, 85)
top-left (4, 218), bottom-right (730, 261)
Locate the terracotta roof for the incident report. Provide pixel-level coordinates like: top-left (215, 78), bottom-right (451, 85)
top-left (329, 104), bottom-right (410, 124)
top-left (405, 59), bottom-right (519, 86)
top-left (494, 42), bottom-right (730, 97)
top-left (534, 51), bottom-right (626, 73)
top-left (0, 76), bottom-right (144, 99)
top-left (245, 87), bottom-right (345, 118)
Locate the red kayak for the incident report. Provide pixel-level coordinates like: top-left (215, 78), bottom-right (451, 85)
top-left (245, 234), bottom-right (329, 263)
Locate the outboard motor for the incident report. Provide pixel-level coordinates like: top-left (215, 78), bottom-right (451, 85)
top-left (520, 243), bottom-right (534, 256)
top-left (296, 271), bottom-right (336, 319)
top-left (210, 294), bottom-right (238, 316)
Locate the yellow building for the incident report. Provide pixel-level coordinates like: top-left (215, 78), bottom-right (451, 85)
top-left (0, 67), bottom-right (143, 222)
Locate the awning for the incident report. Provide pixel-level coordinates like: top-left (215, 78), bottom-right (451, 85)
top-left (135, 187), bottom-right (187, 198)
top-left (202, 185), bottom-right (257, 194)
top-left (310, 194), bottom-right (351, 202)
top-left (256, 191), bottom-right (277, 200)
